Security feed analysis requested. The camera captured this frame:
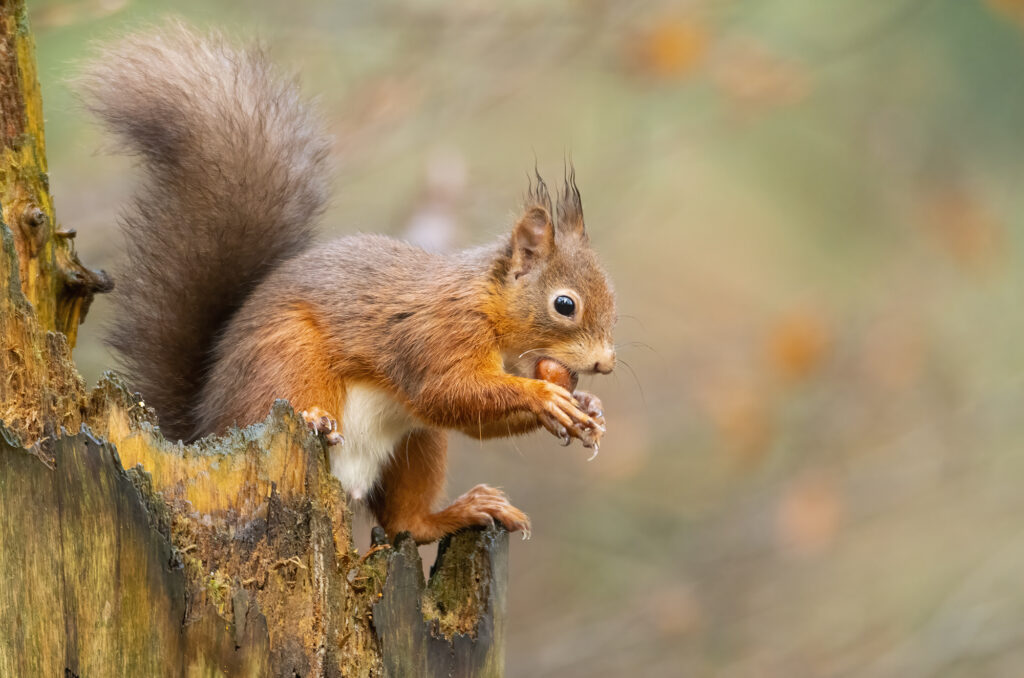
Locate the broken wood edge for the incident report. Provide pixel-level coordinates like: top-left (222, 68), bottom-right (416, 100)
top-left (372, 527), bottom-right (508, 678)
top-left (80, 372), bottom-right (379, 675)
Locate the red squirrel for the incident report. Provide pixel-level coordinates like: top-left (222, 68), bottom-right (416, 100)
top-left (78, 23), bottom-right (616, 543)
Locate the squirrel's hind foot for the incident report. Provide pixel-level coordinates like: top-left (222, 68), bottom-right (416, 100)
top-left (448, 484), bottom-right (532, 539)
top-left (403, 484), bottom-right (532, 542)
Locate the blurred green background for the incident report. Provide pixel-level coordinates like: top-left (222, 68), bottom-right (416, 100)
top-left (29, 0), bottom-right (1024, 675)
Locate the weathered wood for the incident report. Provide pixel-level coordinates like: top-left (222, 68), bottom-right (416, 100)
top-left (0, 1), bottom-right (508, 674)
top-left (84, 379), bottom-right (377, 676)
top-left (374, 528), bottom-right (508, 678)
top-left (0, 393), bottom-right (509, 675)
top-left (0, 426), bottom-right (271, 676)
top-left (0, 0), bottom-right (109, 347)
top-left (0, 0), bottom-right (108, 446)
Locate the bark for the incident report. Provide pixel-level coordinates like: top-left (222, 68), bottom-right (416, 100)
top-left (0, 2), bottom-right (507, 675)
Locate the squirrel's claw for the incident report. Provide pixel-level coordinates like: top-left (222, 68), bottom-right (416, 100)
top-left (537, 384), bottom-right (606, 451)
top-left (565, 391), bottom-right (602, 454)
top-left (538, 411), bottom-right (572, 446)
top-left (573, 390), bottom-right (606, 430)
top-left (301, 407), bottom-right (344, 446)
top-left (447, 484), bottom-right (531, 537)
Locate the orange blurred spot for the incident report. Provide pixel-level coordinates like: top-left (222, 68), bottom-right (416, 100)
top-left (31, 4), bottom-right (78, 28)
top-left (768, 311), bottom-right (831, 381)
top-left (918, 185), bottom-right (1004, 271)
top-left (987, 0), bottom-right (1024, 27)
top-left (631, 19), bottom-right (709, 78)
top-left (31, 0), bottom-right (127, 29)
top-left (859, 314), bottom-right (925, 394)
top-left (710, 38), bottom-right (810, 110)
top-left (698, 373), bottom-right (774, 464)
top-left (777, 470), bottom-right (843, 555)
top-left (649, 583), bottom-right (702, 638)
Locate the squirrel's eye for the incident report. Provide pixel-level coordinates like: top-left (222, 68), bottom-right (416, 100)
top-left (554, 295), bottom-right (576, 317)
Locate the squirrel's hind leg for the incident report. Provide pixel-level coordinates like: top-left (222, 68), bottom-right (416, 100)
top-left (369, 429), bottom-right (530, 543)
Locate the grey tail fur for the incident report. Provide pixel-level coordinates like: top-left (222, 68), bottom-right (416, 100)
top-left (77, 22), bottom-right (331, 441)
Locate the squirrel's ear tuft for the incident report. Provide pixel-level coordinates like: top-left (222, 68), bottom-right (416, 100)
top-left (510, 206), bottom-right (554, 279)
top-left (556, 165), bottom-right (586, 240)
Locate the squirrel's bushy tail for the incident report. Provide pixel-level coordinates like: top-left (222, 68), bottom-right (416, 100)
top-left (77, 22), bottom-right (331, 441)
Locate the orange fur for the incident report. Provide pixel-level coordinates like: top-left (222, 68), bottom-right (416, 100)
top-left (369, 430), bottom-right (529, 543)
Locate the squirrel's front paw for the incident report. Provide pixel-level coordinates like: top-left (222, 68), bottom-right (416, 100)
top-left (571, 390), bottom-right (606, 459)
top-left (536, 383), bottom-right (604, 449)
top-left (573, 391), bottom-right (605, 437)
top-left (301, 407), bottom-right (344, 446)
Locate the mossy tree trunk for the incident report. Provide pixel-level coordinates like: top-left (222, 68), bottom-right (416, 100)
top-left (0, 2), bottom-right (507, 675)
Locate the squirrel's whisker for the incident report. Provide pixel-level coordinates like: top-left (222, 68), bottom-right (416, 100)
top-left (616, 357), bottom-right (646, 406)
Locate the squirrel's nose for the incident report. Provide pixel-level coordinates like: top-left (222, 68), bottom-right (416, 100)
top-left (593, 348), bottom-right (615, 375)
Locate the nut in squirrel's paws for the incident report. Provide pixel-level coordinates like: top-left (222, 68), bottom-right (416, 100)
top-left (450, 484), bottom-right (532, 539)
top-left (535, 357), bottom-right (579, 392)
top-left (301, 407), bottom-right (344, 446)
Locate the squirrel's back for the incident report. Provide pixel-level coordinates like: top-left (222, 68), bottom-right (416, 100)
top-left (77, 22), bottom-right (331, 440)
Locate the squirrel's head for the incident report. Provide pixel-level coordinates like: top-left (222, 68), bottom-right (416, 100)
top-left (495, 170), bottom-right (616, 385)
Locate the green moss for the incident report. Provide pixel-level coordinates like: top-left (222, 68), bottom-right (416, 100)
top-left (14, 4), bottom-right (29, 36)
top-left (206, 569), bottom-right (234, 618)
top-left (0, 423), bottom-right (22, 449)
top-left (0, 216), bottom-right (26, 307)
top-left (424, 525), bottom-right (503, 638)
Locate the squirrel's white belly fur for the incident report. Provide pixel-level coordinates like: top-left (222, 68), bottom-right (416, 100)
top-left (330, 383), bottom-right (419, 501)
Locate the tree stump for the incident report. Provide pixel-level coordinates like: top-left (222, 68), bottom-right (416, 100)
top-left (0, 2), bottom-right (508, 675)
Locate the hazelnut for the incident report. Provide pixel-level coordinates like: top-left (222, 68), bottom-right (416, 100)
top-left (535, 358), bottom-right (577, 391)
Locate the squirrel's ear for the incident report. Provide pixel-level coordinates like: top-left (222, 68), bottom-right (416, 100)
top-left (556, 169), bottom-right (587, 240)
top-left (510, 206), bottom-right (554, 279)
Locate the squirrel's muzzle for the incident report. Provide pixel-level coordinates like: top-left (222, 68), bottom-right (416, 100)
top-left (592, 346), bottom-right (615, 375)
